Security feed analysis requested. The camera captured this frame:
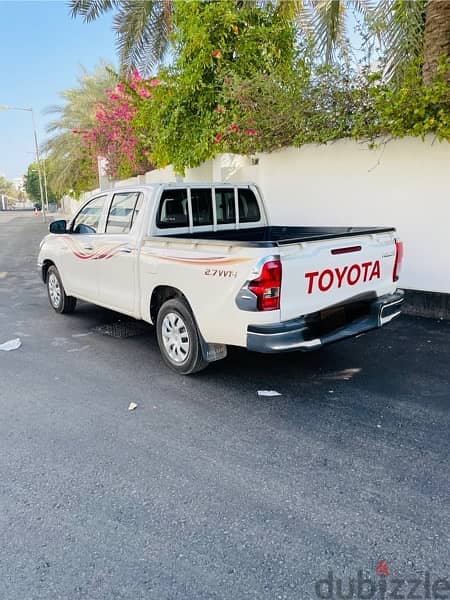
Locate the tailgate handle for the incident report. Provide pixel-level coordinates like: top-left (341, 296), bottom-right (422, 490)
top-left (331, 245), bottom-right (362, 255)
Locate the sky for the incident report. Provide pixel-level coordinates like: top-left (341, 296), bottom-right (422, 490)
top-left (0, 0), bottom-right (117, 180)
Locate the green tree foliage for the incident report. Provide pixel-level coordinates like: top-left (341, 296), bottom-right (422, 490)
top-left (24, 161), bottom-right (58, 204)
top-left (59, 1), bottom-right (449, 188)
top-left (0, 175), bottom-right (14, 196)
top-left (134, 0), bottom-right (296, 172)
top-left (24, 163), bottom-right (42, 203)
top-left (130, 2), bottom-right (448, 174)
top-left (214, 56), bottom-right (449, 158)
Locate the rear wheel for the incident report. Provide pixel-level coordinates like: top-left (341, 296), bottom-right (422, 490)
top-left (46, 265), bottom-right (77, 314)
top-left (156, 298), bottom-right (208, 375)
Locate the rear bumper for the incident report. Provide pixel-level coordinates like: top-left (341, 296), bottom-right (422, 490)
top-left (246, 290), bottom-right (404, 353)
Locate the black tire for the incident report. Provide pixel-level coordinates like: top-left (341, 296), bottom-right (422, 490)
top-left (156, 297), bottom-right (208, 375)
top-left (46, 265), bottom-right (77, 314)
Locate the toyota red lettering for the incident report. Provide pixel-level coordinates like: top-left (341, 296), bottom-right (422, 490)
top-left (305, 260), bottom-right (381, 294)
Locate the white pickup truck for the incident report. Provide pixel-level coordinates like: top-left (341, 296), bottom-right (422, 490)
top-left (38, 183), bottom-right (404, 374)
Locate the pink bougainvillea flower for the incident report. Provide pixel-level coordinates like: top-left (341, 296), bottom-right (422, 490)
top-left (214, 132), bottom-right (223, 144)
top-left (150, 78), bottom-right (161, 87)
top-left (229, 123), bottom-right (239, 133)
top-left (137, 88), bottom-right (151, 98)
top-left (211, 50), bottom-right (222, 59)
top-left (245, 128), bottom-right (257, 136)
top-left (79, 72), bottom-right (153, 179)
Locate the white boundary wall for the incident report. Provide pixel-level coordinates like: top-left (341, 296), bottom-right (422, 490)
top-left (68, 136), bottom-right (450, 294)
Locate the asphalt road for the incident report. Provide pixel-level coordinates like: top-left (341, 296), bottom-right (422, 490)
top-left (1, 212), bottom-right (449, 600)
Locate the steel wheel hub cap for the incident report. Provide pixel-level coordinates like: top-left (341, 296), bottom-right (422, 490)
top-left (161, 312), bottom-right (190, 364)
top-left (48, 273), bottom-right (61, 307)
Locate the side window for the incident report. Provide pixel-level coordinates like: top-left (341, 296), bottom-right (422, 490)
top-left (215, 188), bottom-right (235, 225)
top-left (156, 189), bottom-right (188, 229)
top-left (238, 188), bottom-right (261, 223)
top-left (106, 191), bottom-right (142, 234)
top-left (191, 188), bottom-right (213, 227)
top-left (72, 195), bottom-right (108, 234)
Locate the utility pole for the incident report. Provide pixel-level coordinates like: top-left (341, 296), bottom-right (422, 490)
top-left (30, 107), bottom-right (46, 222)
top-left (0, 104), bottom-right (46, 222)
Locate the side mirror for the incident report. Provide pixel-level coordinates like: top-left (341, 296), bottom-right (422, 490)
top-left (49, 220), bottom-right (67, 234)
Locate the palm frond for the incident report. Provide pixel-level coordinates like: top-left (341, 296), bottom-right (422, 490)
top-left (304, 0), bottom-right (377, 62)
top-left (277, 0), bottom-right (312, 33)
top-left (352, 0), bottom-right (375, 15)
top-left (69, 0), bottom-right (118, 22)
top-left (274, 0), bottom-right (304, 20)
top-left (374, 0), bottom-right (426, 80)
top-left (113, 0), bottom-right (172, 74)
top-left (310, 0), bottom-right (347, 62)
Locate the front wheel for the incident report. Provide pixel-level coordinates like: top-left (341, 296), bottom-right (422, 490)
top-left (46, 265), bottom-right (77, 314)
top-left (156, 298), bottom-right (208, 375)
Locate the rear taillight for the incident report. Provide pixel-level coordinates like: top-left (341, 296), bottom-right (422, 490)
top-left (393, 239), bottom-right (403, 282)
top-left (248, 259), bottom-right (282, 311)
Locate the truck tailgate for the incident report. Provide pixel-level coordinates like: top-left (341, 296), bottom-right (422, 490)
top-left (280, 230), bottom-right (398, 321)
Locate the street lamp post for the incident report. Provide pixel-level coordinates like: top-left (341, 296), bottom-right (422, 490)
top-left (0, 104), bottom-right (46, 222)
top-left (41, 158), bottom-right (49, 211)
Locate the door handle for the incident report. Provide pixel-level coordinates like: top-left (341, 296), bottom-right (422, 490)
top-left (121, 246), bottom-right (133, 253)
top-left (82, 244), bottom-right (94, 251)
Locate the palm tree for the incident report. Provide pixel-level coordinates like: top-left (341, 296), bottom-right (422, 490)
top-left (422, 0), bottom-right (450, 85)
top-left (69, 0), bottom-right (449, 84)
top-left (307, 0), bottom-right (449, 84)
top-left (69, 0), bottom-right (172, 74)
top-left (44, 63), bottom-right (118, 194)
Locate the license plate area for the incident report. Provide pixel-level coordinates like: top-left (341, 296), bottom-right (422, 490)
top-left (304, 300), bottom-right (372, 340)
top-left (320, 306), bottom-right (346, 328)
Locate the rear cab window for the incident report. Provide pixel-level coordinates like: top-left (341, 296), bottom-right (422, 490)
top-left (154, 185), bottom-right (263, 233)
top-left (215, 188), bottom-right (235, 225)
top-left (238, 188), bottom-right (261, 223)
top-left (156, 189), bottom-right (189, 229)
top-left (191, 188), bottom-right (213, 227)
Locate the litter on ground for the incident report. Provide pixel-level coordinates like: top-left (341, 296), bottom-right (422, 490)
top-left (0, 338), bottom-right (21, 352)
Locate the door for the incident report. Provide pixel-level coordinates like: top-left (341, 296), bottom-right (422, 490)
top-left (57, 194), bottom-right (109, 300)
top-left (96, 191), bottom-right (144, 315)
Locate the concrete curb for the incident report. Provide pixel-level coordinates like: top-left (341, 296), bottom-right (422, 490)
top-left (402, 289), bottom-right (450, 321)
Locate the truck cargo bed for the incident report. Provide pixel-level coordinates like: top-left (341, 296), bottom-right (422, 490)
top-left (167, 226), bottom-right (395, 247)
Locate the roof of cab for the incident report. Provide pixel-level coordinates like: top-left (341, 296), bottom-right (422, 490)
top-left (109, 181), bottom-right (255, 191)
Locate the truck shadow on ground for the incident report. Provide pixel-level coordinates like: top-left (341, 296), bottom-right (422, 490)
top-left (73, 302), bottom-right (449, 410)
